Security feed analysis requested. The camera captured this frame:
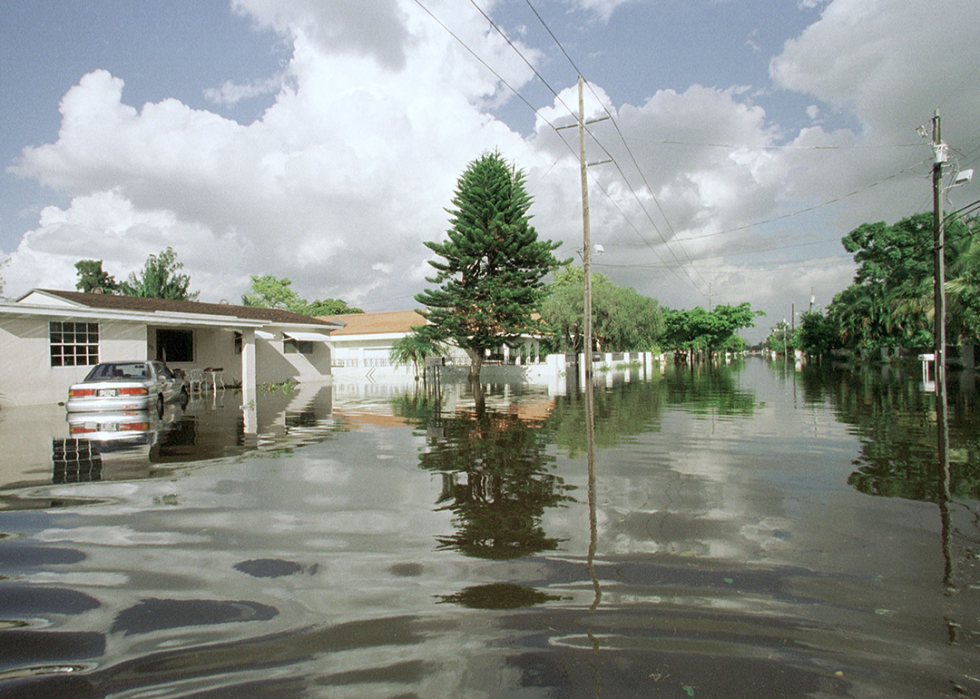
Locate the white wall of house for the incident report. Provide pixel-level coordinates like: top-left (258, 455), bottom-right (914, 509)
top-left (331, 335), bottom-right (419, 380)
top-left (191, 328), bottom-right (239, 379)
top-left (331, 336), bottom-right (399, 368)
top-left (256, 334), bottom-right (332, 384)
top-left (0, 317), bottom-right (146, 407)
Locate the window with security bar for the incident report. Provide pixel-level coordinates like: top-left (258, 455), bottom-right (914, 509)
top-left (50, 321), bottom-right (100, 367)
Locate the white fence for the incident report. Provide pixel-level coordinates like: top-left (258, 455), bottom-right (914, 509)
top-left (331, 351), bottom-right (660, 396)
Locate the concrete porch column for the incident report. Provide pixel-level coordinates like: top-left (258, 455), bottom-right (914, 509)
top-left (241, 328), bottom-right (257, 429)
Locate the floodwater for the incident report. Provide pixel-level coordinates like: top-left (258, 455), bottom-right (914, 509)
top-left (0, 358), bottom-right (977, 698)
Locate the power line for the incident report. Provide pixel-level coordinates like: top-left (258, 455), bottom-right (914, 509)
top-left (519, 0), bottom-right (712, 299)
top-left (416, 0), bottom-right (708, 295)
top-left (597, 252), bottom-right (854, 272)
top-left (667, 163), bottom-right (926, 242)
top-left (630, 138), bottom-right (923, 151)
top-left (413, 0), bottom-right (946, 310)
top-left (461, 0), bottom-right (703, 290)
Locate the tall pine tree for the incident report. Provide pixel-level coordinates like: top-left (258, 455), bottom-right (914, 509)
top-left (416, 152), bottom-right (567, 378)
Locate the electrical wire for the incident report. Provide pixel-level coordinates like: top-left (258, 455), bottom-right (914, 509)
top-left (414, 0), bottom-right (700, 291)
top-left (414, 0), bottom-right (944, 310)
top-left (519, 0), bottom-right (713, 299)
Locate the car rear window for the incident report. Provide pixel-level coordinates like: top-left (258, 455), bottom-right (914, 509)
top-left (85, 363), bottom-right (149, 380)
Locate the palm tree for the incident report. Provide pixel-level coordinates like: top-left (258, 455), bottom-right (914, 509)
top-left (390, 327), bottom-right (446, 381)
top-left (886, 276), bottom-right (934, 347)
top-left (946, 228), bottom-right (980, 342)
top-left (829, 284), bottom-right (889, 350)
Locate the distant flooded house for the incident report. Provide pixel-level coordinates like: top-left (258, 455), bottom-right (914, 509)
top-left (322, 309), bottom-right (550, 380)
top-left (322, 309), bottom-right (435, 378)
top-left (0, 289), bottom-right (343, 407)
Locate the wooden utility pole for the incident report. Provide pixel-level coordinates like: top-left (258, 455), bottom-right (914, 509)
top-left (932, 109), bottom-right (947, 396)
top-left (579, 76), bottom-right (593, 381)
top-left (578, 75), bottom-right (601, 609)
top-left (932, 111), bottom-right (953, 581)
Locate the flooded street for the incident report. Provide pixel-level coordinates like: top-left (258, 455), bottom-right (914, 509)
top-left (0, 358), bottom-right (977, 698)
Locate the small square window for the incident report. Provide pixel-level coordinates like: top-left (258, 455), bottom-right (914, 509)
top-left (50, 322), bottom-right (99, 367)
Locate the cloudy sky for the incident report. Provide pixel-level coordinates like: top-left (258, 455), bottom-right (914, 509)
top-left (2, 0), bottom-right (979, 342)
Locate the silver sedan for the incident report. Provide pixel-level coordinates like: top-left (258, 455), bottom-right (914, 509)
top-left (66, 361), bottom-right (188, 415)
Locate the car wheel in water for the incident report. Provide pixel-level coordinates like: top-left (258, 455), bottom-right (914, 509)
top-left (157, 393), bottom-right (165, 417)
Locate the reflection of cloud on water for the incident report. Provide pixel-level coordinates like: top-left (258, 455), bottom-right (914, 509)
top-left (35, 525), bottom-right (209, 546)
top-left (22, 572), bottom-right (130, 587)
top-left (579, 376), bottom-right (809, 566)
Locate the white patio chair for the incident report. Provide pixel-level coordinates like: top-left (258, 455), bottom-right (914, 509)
top-left (185, 368), bottom-right (205, 393)
top-left (203, 367), bottom-right (225, 393)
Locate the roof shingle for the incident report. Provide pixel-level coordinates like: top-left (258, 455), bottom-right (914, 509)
top-left (321, 310), bottom-right (427, 336)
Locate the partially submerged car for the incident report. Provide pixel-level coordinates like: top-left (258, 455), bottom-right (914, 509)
top-left (66, 361), bottom-right (188, 414)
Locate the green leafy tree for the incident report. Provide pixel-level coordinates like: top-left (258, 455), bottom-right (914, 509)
top-left (830, 213), bottom-right (972, 350)
top-left (416, 151), bottom-right (567, 378)
top-left (74, 260), bottom-right (119, 293)
top-left (827, 283), bottom-right (882, 350)
top-left (120, 247), bottom-right (198, 300)
top-left (242, 274), bottom-right (303, 310)
top-left (945, 215), bottom-right (980, 342)
top-left (793, 309), bottom-right (841, 356)
top-left (764, 319), bottom-right (794, 355)
top-left (540, 264), bottom-right (662, 352)
top-left (662, 303), bottom-right (761, 360)
top-left (539, 265), bottom-right (590, 352)
top-left (242, 274), bottom-right (363, 316)
top-left (304, 298), bottom-right (363, 316)
top-left (390, 325), bottom-right (446, 381)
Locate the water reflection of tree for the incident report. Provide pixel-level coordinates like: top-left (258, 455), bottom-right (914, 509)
top-left (546, 379), bottom-right (665, 457)
top-left (390, 389), bottom-right (442, 423)
top-left (418, 395), bottom-right (574, 560)
top-left (811, 365), bottom-right (980, 501)
top-left (661, 363), bottom-right (757, 418)
top-left (437, 582), bottom-right (562, 609)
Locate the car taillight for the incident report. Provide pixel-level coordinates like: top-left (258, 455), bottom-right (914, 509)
top-left (69, 389), bottom-right (96, 397)
top-left (69, 427), bottom-right (96, 434)
top-left (119, 387), bottom-right (149, 396)
top-left (120, 422), bottom-right (150, 431)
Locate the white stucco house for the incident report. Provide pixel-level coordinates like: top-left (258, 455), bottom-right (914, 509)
top-left (323, 309), bottom-right (549, 378)
top-left (324, 309), bottom-right (432, 377)
top-left (0, 289), bottom-right (343, 408)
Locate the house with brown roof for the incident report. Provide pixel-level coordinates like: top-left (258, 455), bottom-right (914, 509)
top-left (321, 310), bottom-right (436, 378)
top-left (322, 309), bottom-right (548, 379)
top-left (0, 289), bottom-right (343, 407)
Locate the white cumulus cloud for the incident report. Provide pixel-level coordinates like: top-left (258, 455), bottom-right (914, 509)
top-left (3, 0), bottom-right (977, 341)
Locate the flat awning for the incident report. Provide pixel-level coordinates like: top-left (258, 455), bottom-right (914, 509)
top-left (283, 331), bottom-right (332, 342)
top-left (256, 330), bottom-right (275, 339)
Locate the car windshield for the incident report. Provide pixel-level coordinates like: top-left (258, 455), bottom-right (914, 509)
top-left (85, 363), bottom-right (149, 381)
